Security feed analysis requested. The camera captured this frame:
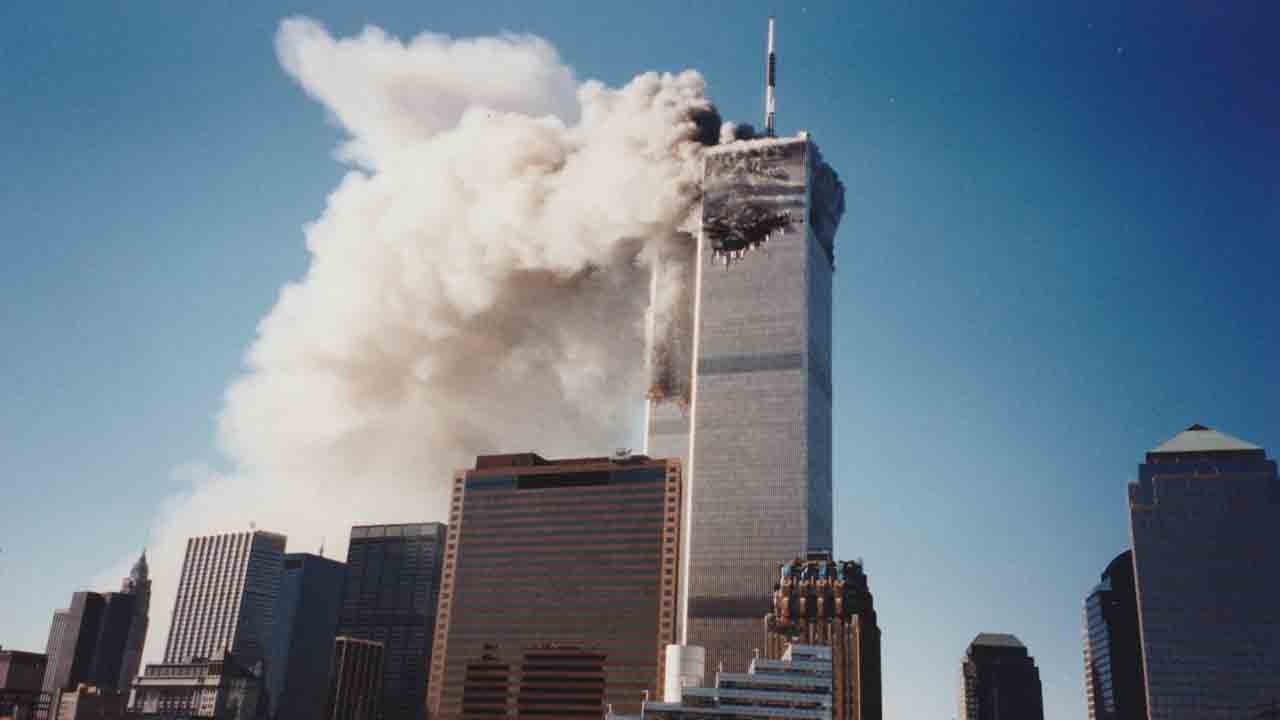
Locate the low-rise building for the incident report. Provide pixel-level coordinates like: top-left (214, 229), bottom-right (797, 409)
top-left (52, 684), bottom-right (127, 720)
top-left (0, 647), bottom-right (50, 720)
top-left (641, 644), bottom-right (834, 719)
top-left (130, 653), bottom-right (266, 720)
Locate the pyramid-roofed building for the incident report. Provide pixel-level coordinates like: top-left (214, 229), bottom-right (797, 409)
top-left (1149, 423), bottom-right (1261, 455)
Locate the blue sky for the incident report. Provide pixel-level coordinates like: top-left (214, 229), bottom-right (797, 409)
top-left (2, 2), bottom-right (1278, 718)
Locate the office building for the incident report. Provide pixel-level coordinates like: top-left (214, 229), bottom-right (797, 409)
top-left (959, 634), bottom-right (1044, 720)
top-left (641, 643), bottom-right (834, 719)
top-left (1082, 550), bottom-right (1146, 720)
top-left (163, 530), bottom-right (287, 670)
top-left (0, 647), bottom-right (49, 720)
top-left (326, 637), bottom-right (384, 720)
top-left (645, 131), bottom-right (845, 675)
top-left (52, 684), bottom-right (128, 720)
top-left (41, 592), bottom-right (136, 694)
top-left (336, 523), bottom-right (445, 720)
top-left (428, 453), bottom-right (683, 719)
top-left (1128, 424), bottom-right (1280, 718)
top-left (118, 550), bottom-right (151, 689)
top-left (130, 653), bottom-right (266, 720)
top-left (765, 553), bottom-right (880, 720)
top-left (268, 553), bottom-right (347, 720)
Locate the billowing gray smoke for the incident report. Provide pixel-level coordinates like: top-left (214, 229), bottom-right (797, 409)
top-left (116, 17), bottom-right (725, 662)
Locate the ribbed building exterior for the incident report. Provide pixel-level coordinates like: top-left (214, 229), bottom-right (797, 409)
top-left (641, 643), bottom-right (834, 720)
top-left (41, 611), bottom-right (72, 693)
top-left (269, 553), bottom-right (347, 720)
top-left (336, 522), bottom-right (445, 720)
top-left (645, 132), bottom-right (844, 676)
top-left (428, 453), bottom-right (683, 720)
top-left (1082, 551), bottom-right (1146, 720)
top-left (327, 636), bottom-right (384, 720)
top-left (163, 530), bottom-right (287, 670)
top-left (765, 554), bottom-right (880, 720)
top-left (1128, 424), bottom-right (1280, 719)
top-left (959, 634), bottom-right (1044, 720)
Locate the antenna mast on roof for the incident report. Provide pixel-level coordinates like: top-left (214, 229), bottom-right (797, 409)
top-left (764, 16), bottom-right (777, 136)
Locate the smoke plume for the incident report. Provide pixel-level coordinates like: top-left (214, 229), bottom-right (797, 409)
top-left (119, 17), bottom-right (722, 662)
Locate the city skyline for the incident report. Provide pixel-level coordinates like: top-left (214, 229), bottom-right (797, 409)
top-left (3, 3), bottom-right (1279, 720)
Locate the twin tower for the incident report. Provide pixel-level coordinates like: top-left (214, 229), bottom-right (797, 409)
top-left (645, 131), bottom-right (845, 674)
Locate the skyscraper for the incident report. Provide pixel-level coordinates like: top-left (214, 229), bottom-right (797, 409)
top-left (766, 553), bottom-right (881, 720)
top-left (1128, 424), bottom-right (1280, 718)
top-left (336, 523), bottom-right (445, 720)
top-left (959, 634), bottom-right (1045, 720)
top-left (41, 591), bottom-right (137, 694)
top-left (118, 550), bottom-right (150, 689)
top-left (645, 131), bottom-right (844, 675)
top-left (427, 453), bottom-right (683, 720)
top-left (1082, 550), bottom-right (1147, 720)
top-left (163, 530), bottom-right (287, 670)
top-left (269, 552), bottom-right (348, 720)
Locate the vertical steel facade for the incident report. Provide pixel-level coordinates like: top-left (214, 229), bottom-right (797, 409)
top-left (428, 454), bottom-right (682, 719)
top-left (337, 523), bottom-right (445, 720)
top-left (163, 530), bottom-right (287, 669)
top-left (1128, 425), bottom-right (1280, 719)
top-left (646, 133), bottom-right (843, 676)
top-left (328, 636), bottom-right (385, 720)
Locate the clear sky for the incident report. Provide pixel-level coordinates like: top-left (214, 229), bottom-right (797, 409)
top-left (2, 1), bottom-right (1278, 718)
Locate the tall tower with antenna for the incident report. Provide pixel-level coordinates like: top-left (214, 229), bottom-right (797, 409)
top-left (765, 16), bottom-right (777, 136)
top-left (645, 16), bottom-right (847, 677)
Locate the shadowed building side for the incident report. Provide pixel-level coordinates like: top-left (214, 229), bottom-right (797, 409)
top-left (1129, 424), bottom-right (1280, 719)
top-left (1083, 550), bottom-right (1147, 720)
top-left (960, 633), bottom-right (1044, 720)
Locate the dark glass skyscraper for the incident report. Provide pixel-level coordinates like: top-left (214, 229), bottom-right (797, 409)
top-left (645, 132), bottom-right (845, 676)
top-left (959, 634), bottom-right (1044, 720)
top-left (427, 453), bottom-right (683, 720)
top-left (1129, 424), bottom-right (1280, 718)
top-left (1083, 550), bottom-right (1147, 720)
top-left (269, 552), bottom-right (348, 720)
top-left (41, 591), bottom-right (136, 694)
top-left (336, 522), bottom-right (445, 720)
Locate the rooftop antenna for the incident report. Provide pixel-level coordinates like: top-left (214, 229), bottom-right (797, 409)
top-left (764, 16), bottom-right (777, 136)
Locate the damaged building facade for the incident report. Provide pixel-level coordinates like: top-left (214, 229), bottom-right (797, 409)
top-left (646, 132), bottom-right (845, 676)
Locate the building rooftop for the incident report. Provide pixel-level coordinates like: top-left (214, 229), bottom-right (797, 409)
top-left (970, 633), bottom-right (1025, 649)
top-left (1150, 424), bottom-right (1260, 454)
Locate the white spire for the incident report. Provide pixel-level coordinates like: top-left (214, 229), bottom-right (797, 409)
top-left (764, 16), bottom-right (777, 136)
